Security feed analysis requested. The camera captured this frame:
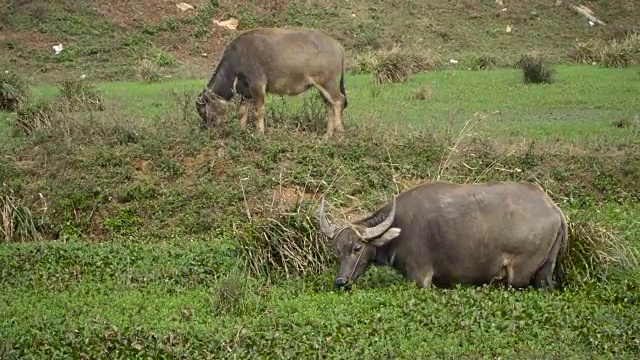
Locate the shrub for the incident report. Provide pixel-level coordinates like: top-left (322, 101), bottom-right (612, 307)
top-left (517, 51), bottom-right (554, 84)
top-left (57, 78), bottom-right (105, 111)
top-left (0, 70), bottom-right (29, 112)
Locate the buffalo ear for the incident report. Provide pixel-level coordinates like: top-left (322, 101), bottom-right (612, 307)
top-left (371, 227), bottom-right (401, 247)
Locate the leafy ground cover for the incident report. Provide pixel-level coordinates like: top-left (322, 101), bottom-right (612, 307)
top-left (1, 63), bottom-right (639, 357)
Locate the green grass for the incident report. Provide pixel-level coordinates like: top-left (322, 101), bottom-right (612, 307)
top-left (7, 66), bottom-right (639, 144)
top-left (1, 65), bottom-right (639, 357)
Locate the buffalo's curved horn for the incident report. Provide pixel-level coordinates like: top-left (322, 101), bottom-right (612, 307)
top-left (360, 195), bottom-right (397, 240)
top-left (318, 197), bottom-right (338, 238)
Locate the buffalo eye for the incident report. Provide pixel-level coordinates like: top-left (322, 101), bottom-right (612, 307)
top-left (354, 245), bottom-right (363, 253)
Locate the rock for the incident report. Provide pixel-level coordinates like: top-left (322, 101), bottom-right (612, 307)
top-left (176, 3), bottom-right (194, 12)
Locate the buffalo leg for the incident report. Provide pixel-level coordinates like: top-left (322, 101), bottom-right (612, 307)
top-left (532, 259), bottom-right (556, 290)
top-left (253, 95), bottom-right (266, 134)
top-left (410, 268), bottom-right (434, 289)
top-left (238, 98), bottom-right (250, 129)
top-left (332, 100), bottom-right (345, 133)
top-left (323, 102), bottom-right (336, 140)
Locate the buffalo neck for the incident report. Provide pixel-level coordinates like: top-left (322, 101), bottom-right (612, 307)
top-left (206, 62), bottom-right (235, 101)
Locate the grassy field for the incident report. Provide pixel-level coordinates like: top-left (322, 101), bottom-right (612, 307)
top-left (1, 64), bottom-right (639, 358)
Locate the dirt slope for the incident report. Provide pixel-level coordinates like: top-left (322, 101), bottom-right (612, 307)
top-left (0, 0), bottom-right (637, 82)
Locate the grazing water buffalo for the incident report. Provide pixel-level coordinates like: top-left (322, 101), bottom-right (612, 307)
top-left (195, 27), bottom-right (348, 138)
top-left (318, 181), bottom-right (568, 291)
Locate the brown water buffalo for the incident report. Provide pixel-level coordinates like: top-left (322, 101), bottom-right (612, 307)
top-left (318, 181), bottom-right (568, 291)
top-left (195, 27), bottom-right (348, 138)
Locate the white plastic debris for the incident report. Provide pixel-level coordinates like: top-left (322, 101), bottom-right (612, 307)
top-left (506, 25), bottom-right (512, 33)
top-left (449, 59), bottom-right (458, 64)
top-left (52, 43), bottom-right (63, 54)
top-left (589, 21), bottom-right (595, 26)
top-left (80, 74), bottom-right (87, 79)
top-left (176, 3), bottom-right (194, 12)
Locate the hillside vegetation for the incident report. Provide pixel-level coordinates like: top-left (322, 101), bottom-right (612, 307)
top-left (1, 0), bottom-right (639, 358)
top-left (1, 0), bottom-right (639, 82)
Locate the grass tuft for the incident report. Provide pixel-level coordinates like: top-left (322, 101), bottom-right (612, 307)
top-left (1, 184), bottom-right (40, 243)
top-left (564, 210), bottom-right (639, 286)
top-left (0, 70), bottom-right (30, 112)
top-left (265, 92), bottom-right (329, 134)
top-left (372, 47), bottom-right (442, 84)
top-left (235, 202), bottom-right (334, 279)
top-left (136, 59), bottom-right (163, 83)
top-left (517, 51), bottom-right (554, 84)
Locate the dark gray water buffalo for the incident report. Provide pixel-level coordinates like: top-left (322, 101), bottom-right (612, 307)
top-left (318, 181), bottom-right (568, 291)
top-left (195, 27), bottom-right (348, 138)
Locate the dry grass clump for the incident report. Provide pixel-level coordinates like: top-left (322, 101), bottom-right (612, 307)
top-left (574, 38), bottom-right (605, 64)
top-left (57, 78), bottom-right (105, 111)
top-left (358, 46), bottom-right (442, 84)
top-left (235, 200), bottom-right (334, 279)
top-left (1, 185), bottom-right (40, 243)
top-left (564, 211), bottom-right (639, 286)
top-left (136, 59), bottom-right (162, 83)
top-left (599, 36), bottom-right (637, 68)
top-left (13, 101), bottom-right (60, 136)
top-left (517, 51), bottom-right (554, 84)
top-left (574, 32), bottom-right (640, 67)
top-left (0, 70), bottom-right (30, 112)
top-left (469, 54), bottom-right (499, 71)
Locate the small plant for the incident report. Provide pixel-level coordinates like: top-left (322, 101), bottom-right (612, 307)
top-left (408, 85), bottom-right (433, 100)
top-left (469, 54), bottom-right (499, 71)
top-left (0, 70), bottom-right (29, 112)
top-left (136, 59), bottom-right (162, 83)
top-left (517, 51), bottom-right (554, 84)
top-left (209, 266), bottom-right (263, 316)
top-left (611, 116), bottom-right (638, 129)
top-left (57, 78), bottom-right (105, 111)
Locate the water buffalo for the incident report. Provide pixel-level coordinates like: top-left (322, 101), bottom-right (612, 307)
top-left (195, 27), bottom-right (348, 138)
top-left (318, 181), bottom-right (568, 291)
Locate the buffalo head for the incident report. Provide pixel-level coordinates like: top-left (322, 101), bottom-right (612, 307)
top-left (318, 196), bottom-right (401, 290)
top-left (195, 88), bottom-right (229, 129)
